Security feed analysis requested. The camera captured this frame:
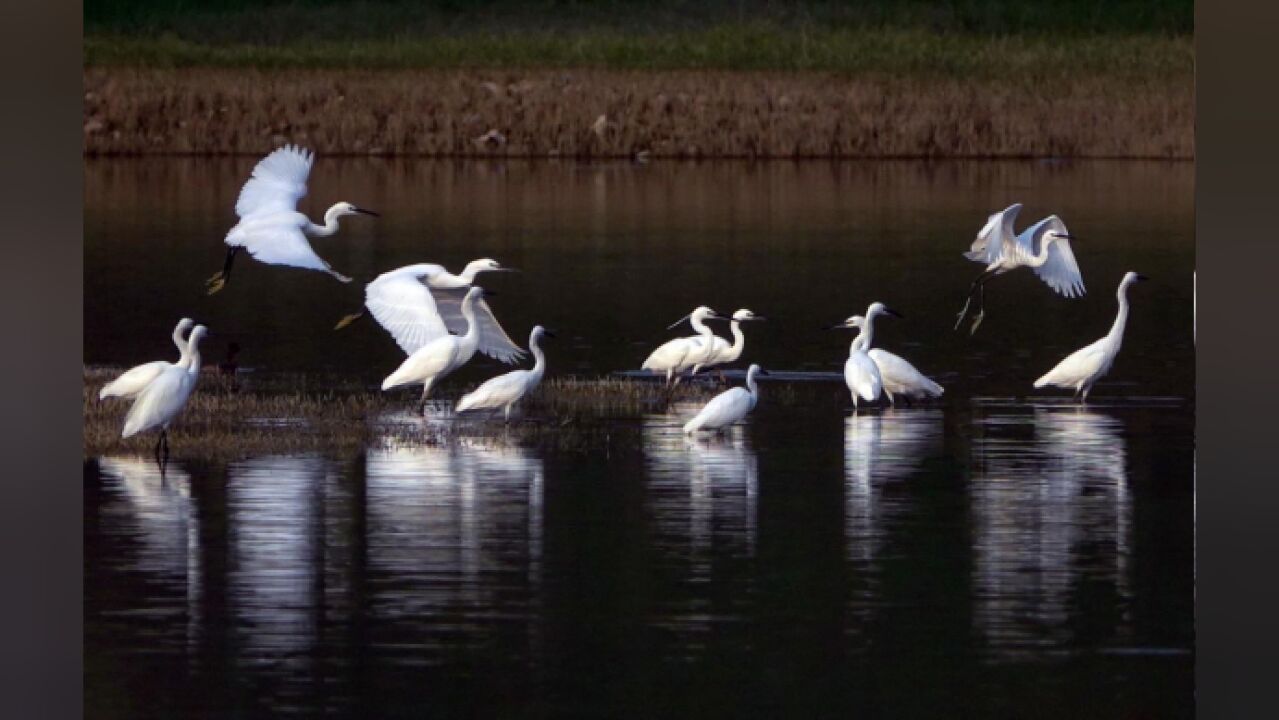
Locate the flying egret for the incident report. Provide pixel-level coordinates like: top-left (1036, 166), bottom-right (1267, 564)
top-left (381, 286), bottom-right (494, 410)
top-left (1033, 272), bottom-right (1148, 402)
top-left (683, 364), bottom-right (768, 434)
top-left (829, 302), bottom-right (902, 410)
top-left (99, 318), bottom-right (195, 400)
top-left (122, 325), bottom-right (208, 464)
top-left (690, 308), bottom-right (766, 382)
top-left (845, 315), bottom-right (944, 404)
top-left (456, 325), bottom-right (555, 422)
top-left (955, 203), bottom-right (1085, 334)
top-left (642, 306), bottom-right (731, 387)
top-left (334, 259), bottom-right (525, 363)
top-left (206, 144), bottom-right (378, 294)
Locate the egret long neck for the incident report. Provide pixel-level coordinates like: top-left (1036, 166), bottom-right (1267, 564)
top-left (727, 321), bottom-right (746, 359)
top-left (1107, 280), bottom-right (1133, 346)
top-left (459, 295), bottom-right (481, 351)
top-left (745, 367), bottom-right (760, 400)
top-left (171, 325), bottom-right (188, 354)
top-left (307, 204), bottom-right (344, 237)
top-left (859, 313), bottom-right (878, 351)
top-left (849, 330), bottom-right (866, 356)
top-left (180, 334), bottom-right (203, 373)
top-left (528, 334), bottom-right (547, 380)
top-left (1027, 235), bottom-right (1060, 267)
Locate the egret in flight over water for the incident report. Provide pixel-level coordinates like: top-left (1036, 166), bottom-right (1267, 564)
top-left (380, 286), bottom-right (497, 410)
top-left (456, 325), bottom-right (554, 422)
top-left (1034, 271), bottom-right (1147, 402)
top-left (99, 317), bottom-right (195, 400)
top-left (338, 259), bottom-right (525, 363)
top-left (121, 325), bottom-right (208, 464)
top-left (690, 308), bottom-right (766, 382)
top-left (683, 364), bottom-right (768, 434)
top-left (206, 145), bottom-right (378, 294)
top-left (955, 203), bottom-right (1085, 334)
top-left (844, 315), bottom-right (944, 404)
top-left (830, 302), bottom-right (902, 410)
top-left (642, 306), bottom-right (731, 387)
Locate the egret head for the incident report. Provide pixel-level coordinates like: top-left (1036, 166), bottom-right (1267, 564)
top-left (188, 325), bottom-right (209, 347)
top-left (732, 309), bottom-right (765, 322)
top-left (669, 306), bottom-right (728, 329)
top-left (332, 201), bottom-right (380, 218)
top-left (465, 258), bottom-right (516, 275)
top-left (464, 285), bottom-right (492, 305)
top-left (1124, 271), bottom-right (1150, 285)
top-left (176, 317), bottom-right (195, 334)
top-left (828, 315), bottom-right (862, 330)
top-left (747, 364), bottom-right (770, 378)
top-left (530, 325), bottom-right (556, 343)
top-left (866, 302), bottom-right (903, 320)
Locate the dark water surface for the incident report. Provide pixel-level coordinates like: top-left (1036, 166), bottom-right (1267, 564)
top-left (85, 159), bottom-right (1194, 717)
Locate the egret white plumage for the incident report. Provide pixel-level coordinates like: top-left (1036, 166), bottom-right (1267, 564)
top-left (456, 325), bottom-right (554, 422)
top-left (206, 145), bottom-right (378, 294)
top-left (845, 315), bottom-right (944, 404)
top-left (642, 306), bottom-right (731, 387)
top-left (121, 325), bottom-right (208, 463)
top-left (99, 318), bottom-right (195, 400)
top-left (955, 203), bottom-right (1085, 334)
top-left (829, 302), bottom-right (902, 410)
top-left (381, 286), bottom-right (494, 410)
top-left (338, 259), bottom-right (525, 363)
top-left (690, 308), bottom-right (766, 381)
top-left (683, 364), bottom-right (768, 434)
top-left (1033, 271), bottom-right (1148, 402)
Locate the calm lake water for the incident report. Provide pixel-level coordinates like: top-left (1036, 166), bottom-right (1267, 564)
top-left (84, 158), bottom-right (1194, 717)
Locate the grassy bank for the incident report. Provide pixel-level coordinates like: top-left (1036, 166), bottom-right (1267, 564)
top-left (83, 1), bottom-right (1193, 158)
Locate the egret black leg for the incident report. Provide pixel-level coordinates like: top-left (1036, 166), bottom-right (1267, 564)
top-left (207, 247), bottom-right (240, 295)
top-left (969, 281), bottom-right (988, 335)
top-left (955, 269), bottom-right (996, 331)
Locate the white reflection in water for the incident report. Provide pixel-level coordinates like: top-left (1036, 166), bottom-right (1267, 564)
top-left (844, 410), bottom-right (944, 566)
top-left (971, 408), bottom-right (1132, 660)
top-left (225, 455), bottom-right (330, 678)
top-left (642, 407), bottom-right (759, 652)
top-left (96, 457), bottom-right (201, 653)
top-left (364, 440), bottom-right (545, 663)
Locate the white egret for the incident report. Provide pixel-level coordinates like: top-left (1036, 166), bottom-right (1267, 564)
top-left (99, 318), bottom-right (195, 400)
top-left (845, 315), bottom-right (944, 404)
top-left (206, 144), bottom-right (378, 294)
top-left (381, 286), bottom-right (492, 410)
top-left (456, 325), bottom-right (554, 422)
top-left (642, 306), bottom-right (731, 387)
top-left (1034, 272), bottom-right (1148, 402)
top-left (335, 259), bottom-right (525, 363)
top-left (683, 364), bottom-right (768, 434)
top-left (956, 203), bottom-right (1085, 334)
top-left (690, 308), bottom-right (766, 382)
top-left (829, 302), bottom-right (902, 410)
top-left (122, 325), bottom-right (208, 463)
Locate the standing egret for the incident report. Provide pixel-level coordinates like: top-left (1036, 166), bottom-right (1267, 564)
top-left (844, 315), bottom-right (944, 404)
top-left (334, 259), bottom-right (525, 363)
top-left (99, 318), bottom-right (195, 400)
top-left (829, 302), bottom-right (902, 410)
top-left (456, 326), bottom-right (555, 422)
top-left (381, 286), bottom-right (494, 410)
top-left (642, 306), bottom-right (731, 387)
top-left (955, 203), bottom-right (1085, 334)
top-left (122, 325), bottom-right (209, 464)
top-left (690, 308), bottom-right (766, 382)
top-left (683, 364), bottom-right (768, 434)
top-left (1034, 272), bottom-right (1148, 402)
top-left (206, 145), bottom-right (378, 294)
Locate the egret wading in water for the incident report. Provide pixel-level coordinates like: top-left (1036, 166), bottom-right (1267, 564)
top-left (683, 364), bottom-right (768, 434)
top-left (99, 318), bottom-right (195, 400)
top-left (845, 315), bottom-right (944, 405)
top-left (121, 325), bottom-right (209, 464)
top-left (207, 145), bottom-right (378, 294)
top-left (380, 286), bottom-right (496, 411)
top-left (642, 306), bottom-right (731, 387)
top-left (1034, 271), bottom-right (1148, 402)
top-left (690, 308), bottom-right (766, 383)
top-left (456, 325), bottom-right (555, 422)
top-left (955, 203), bottom-right (1085, 334)
top-left (335, 259), bottom-right (525, 363)
top-left (829, 302), bottom-right (903, 410)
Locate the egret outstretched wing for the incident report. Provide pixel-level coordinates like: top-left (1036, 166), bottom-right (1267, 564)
top-left (433, 288), bottom-right (526, 364)
top-left (1014, 215), bottom-right (1085, 297)
top-left (235, 145), bottom-right (313, 218)
top-left (964, 203), bottom-right (1023, 264)
top-left (231, 222), bottom-right (332, 272)
top-left (364, 270), bottom-right (450, 356)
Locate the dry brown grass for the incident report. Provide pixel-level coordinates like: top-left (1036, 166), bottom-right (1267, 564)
top-left (83, 67), bottom-right (1193, 159)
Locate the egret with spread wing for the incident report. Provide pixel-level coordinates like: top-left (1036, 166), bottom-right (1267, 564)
top-left (683, 364), bottom-right (768, 434)
top-left (207, 145), bottom-right (378, 294)
top-left (99, 317), bottom-right (195, 400)
top-left (456, 325), bottom-right (554, 422)
top-left (1034, 272), bottom-right (1147, 402)
top-left (380, 286), bottom-right (499, 411)
top-left (955, 203), bottom-right (1085, 334)
top-left (339, 259), bottom-right (525, 364)
top-left (844, 315), bottom-right (944, 405)
top-left (642, 306), bottom-right (731, 387)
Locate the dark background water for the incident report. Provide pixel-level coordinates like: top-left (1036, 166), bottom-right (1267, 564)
top-left (84, 158), bottom-right (1194, 717)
